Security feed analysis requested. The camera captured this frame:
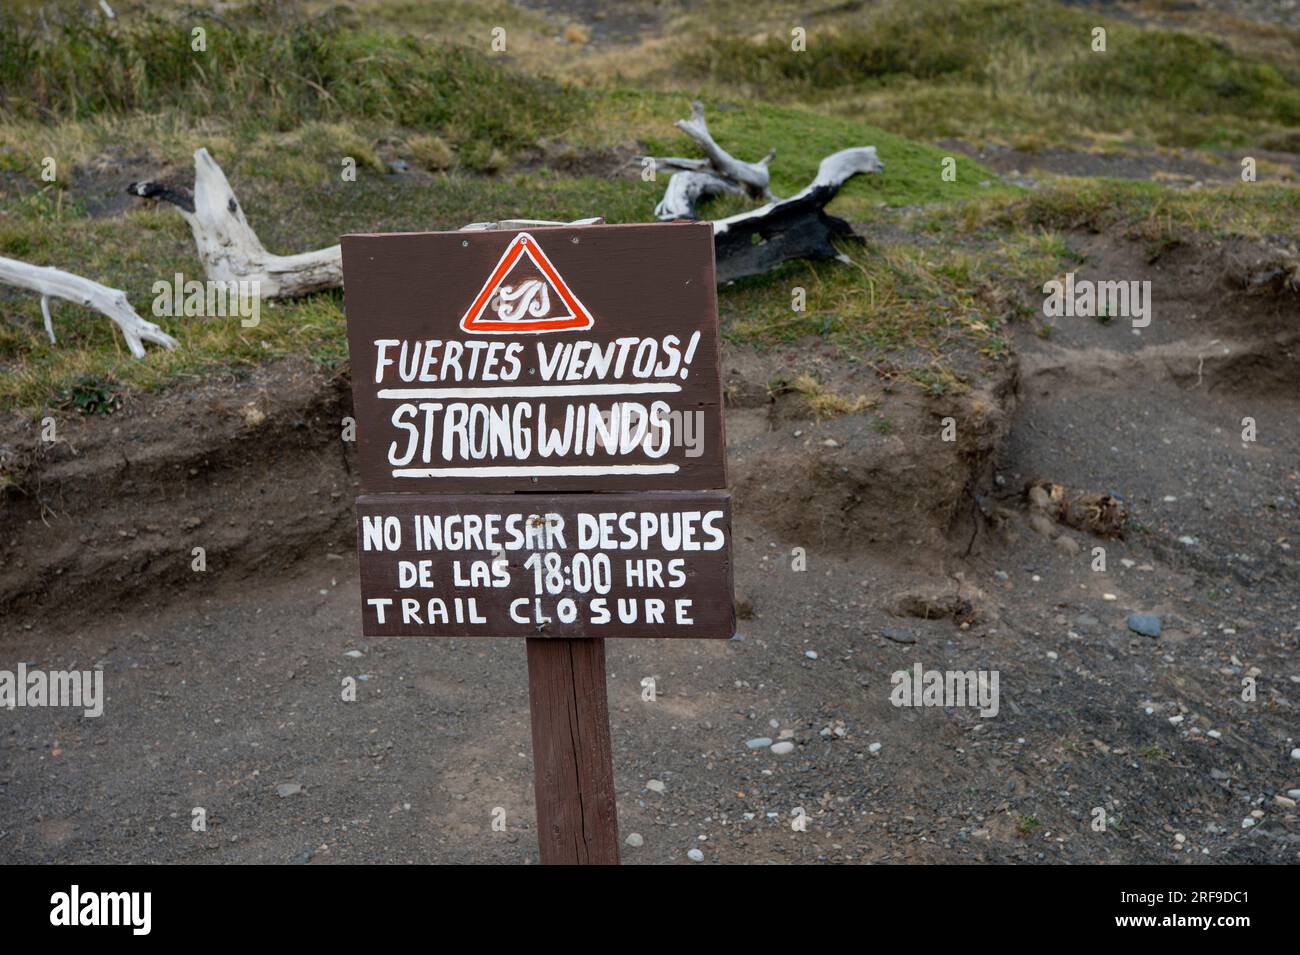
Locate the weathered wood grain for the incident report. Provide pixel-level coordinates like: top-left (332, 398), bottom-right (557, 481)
top-left (527, 637), bottom-right (620, 864)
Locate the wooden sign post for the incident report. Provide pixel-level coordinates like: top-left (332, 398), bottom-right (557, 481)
top-left (341, 222), bottom-right (733, 864)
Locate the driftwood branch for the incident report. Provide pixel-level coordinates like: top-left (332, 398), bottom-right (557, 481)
top-left (673, 100), bottom-right (774, 198)
top-left (712, 147), bottom-right (884, 283)
top-left (0, 255), bottom-right (178, 358)
top-left (128, 148), bottom-right (342, 298)
top-left (641, 103), bottom-right (885, 283)
top-left (130, 151), bottom-right (610, 293)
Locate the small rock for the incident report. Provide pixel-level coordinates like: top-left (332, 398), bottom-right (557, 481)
top-left (745, 737), bottom-right (773, 749)
top-left (1287, 789), bottom-right (1300, 799)
top-left (1054, 535), bottom-right (1080, 555)
top-left (868, 742), bottom-right (882, 754)
top-left (1274, 795), bottom-right (1297, 809)
top-left (625, 832), bottom-right (644, 847)
top-left (344, 649), bottom-right (363, 658)
top-left (646, 779), bottom-right (666, 793)
top-left (686, 848), bottom-right (704, 862)
top-left (804, 650), bottom-right (818, 660)
top-left (1291, 748), bottom-right (1300, 762)
top-left (275, 783), bottom-right (303, 798)
top-left (770, 741), bottom-right (795, 755)
top-left (1241, 817), bottom-right (1256, 829)
top-left (1127, 613), bottom-right (1162, 638)
top-left (1028, 486), bottom-right (1052, 510)
top-left (1029, 513), bottom-right (1056, 537)
top-left (241, 402), bottom-right (266, 427)
top-left (881, 627), bottom-right (916, 644)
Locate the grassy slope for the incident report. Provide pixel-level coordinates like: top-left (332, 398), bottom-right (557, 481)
top-left (0, 0), bottom-right (1295, 413)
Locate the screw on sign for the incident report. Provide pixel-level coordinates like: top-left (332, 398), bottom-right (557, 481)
top-left (341, 221), bottom-right (734, 864)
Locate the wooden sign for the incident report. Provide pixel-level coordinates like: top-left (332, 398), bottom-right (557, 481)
top-left (356, 492), bottom-right (734, 639)
top-left (341, 221), bottom-right (734, 864)
top-left (340, 223), bottom-right (725, 494)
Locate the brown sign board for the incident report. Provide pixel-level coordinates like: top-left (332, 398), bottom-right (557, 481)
top-left (355, 492), bottom-right (734, 639)
top-left (340, 222), bottom-right (726, 495)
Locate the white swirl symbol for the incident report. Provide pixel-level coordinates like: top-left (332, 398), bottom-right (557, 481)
top-left (492, 279), bottom-right (550, 321)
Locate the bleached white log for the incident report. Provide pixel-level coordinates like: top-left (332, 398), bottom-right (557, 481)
top-left (673, 100), bottom-right (774, 198)
top-left (0, 255), bottom-right (178, 358)
top-left (654, 170), bottom-right (742, 221)
top-left (128, 148), bottom-right (342, 298)
top-left (713, 147), bottom-right (885, 238)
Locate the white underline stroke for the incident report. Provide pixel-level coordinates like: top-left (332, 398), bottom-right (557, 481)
top-left (377, 383), bottom-right (682, 399)
top-left (392, 464), bottom-right (681, 477)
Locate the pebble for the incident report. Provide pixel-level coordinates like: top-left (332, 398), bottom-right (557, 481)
top-left (1274, 795), bottom-right (1297, 809)
top-left (275, 783), bottom-right (303, 798)
top-left (1207, 730), bottom-right (1222, 739)
top-left (343, 650), bottom-right (363, 658)
top-left (746, 737), bottom-right (773, 749)
top-left (1291, 748), bottom-right (1300, 762)
top-left (868, 742), bottom-right (882, 754)
top-left (1102, 593), bottom-right (1118, 601)
top-left (1029, 513), bottom-right (1056, 537)
top-left (646, 779), bottom-right (665, 793)
top-left (687, 848), bottom-right (704, 862)
top-left (881, 627), bottom-right (916, 644)
top-left (1241, 817), bottom-right (1256, 829)
top-left (1168, 715), bottom-right (1184, 725)
top-left (1288, 789), bottom-right (1300, 799)
top-left (1054, 535), bottom-right (1080, 555)
top-left (804, 650), bottom-right (818, 660)
top-left (770, 741), bottom-right (795, 755)
top-left (625, 832), bottom-right (644, 847)
top-left (1126, 613), bottom-right (1162, 638)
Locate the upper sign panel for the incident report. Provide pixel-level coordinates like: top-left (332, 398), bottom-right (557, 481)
top-left (341, 222), bottom-right (726, 494)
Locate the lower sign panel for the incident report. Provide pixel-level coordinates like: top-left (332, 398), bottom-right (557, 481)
top-left (356, 493), bottom-right (735, 639)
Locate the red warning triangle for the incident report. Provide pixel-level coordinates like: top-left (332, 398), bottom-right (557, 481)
top-left (459, 232), bottom-right (594, 334)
